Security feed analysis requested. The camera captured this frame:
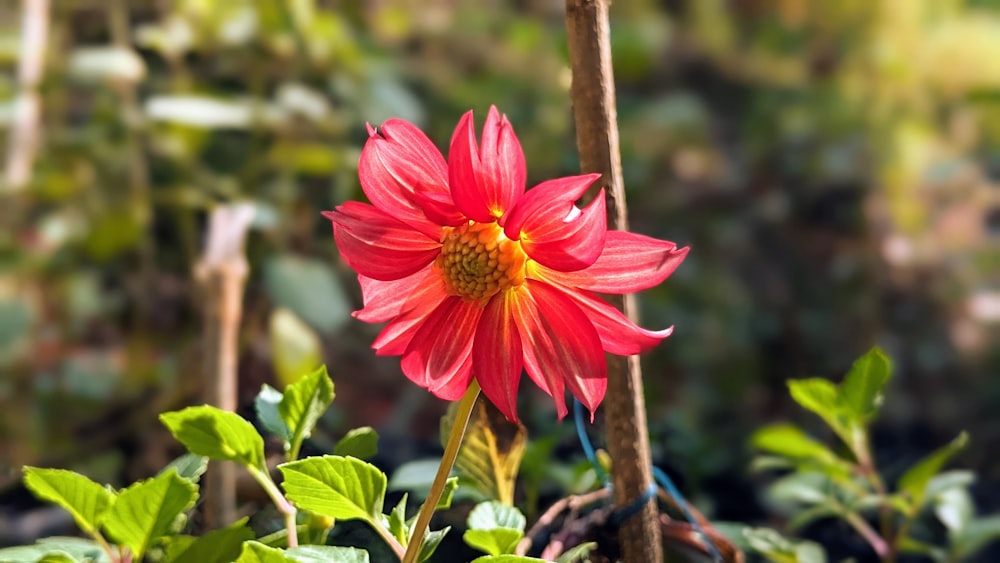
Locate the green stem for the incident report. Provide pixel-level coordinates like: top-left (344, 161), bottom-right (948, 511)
top-left (248, 466), bottom-right (299, 548)
top-left (401, 381), bottom-right (481, 563)
top-left (854, 432), bottom-right (893, 561)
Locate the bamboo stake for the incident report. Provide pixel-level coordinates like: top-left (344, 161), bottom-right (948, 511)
top-left (195, 203), bottom-right (255, 530)
top-left (564, 1), bottom-right (663, 561)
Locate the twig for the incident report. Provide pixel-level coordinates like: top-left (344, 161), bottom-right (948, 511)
top-left (3, 0), bottom-right (49, 192)
top-left (195, 204), bottom-right (255, 530)
top-left (564, 1), bottom-right (663, 561)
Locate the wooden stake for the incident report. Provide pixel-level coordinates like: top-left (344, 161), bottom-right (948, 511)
top-left (195, 204), bottom-right (255, 530)
top-left (564, 1), bottom-right (663, 561)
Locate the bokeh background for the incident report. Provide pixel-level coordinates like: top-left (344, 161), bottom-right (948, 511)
top-left (1, 0), bottom-right (998, 558)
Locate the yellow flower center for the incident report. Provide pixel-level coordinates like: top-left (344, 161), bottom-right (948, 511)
top-left (436, 221), bottom-right (527, 302)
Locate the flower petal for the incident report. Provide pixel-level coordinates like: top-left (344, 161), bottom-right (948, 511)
top-left (549, 285), bottom-right (674, 355)
top-left (449, 107), bottom-right (526, 223)
top-left (473, 293), bottom-right (524, 422)
top-left (534, 230), bottom-right (689, 293)
top-left (360, 119), bottom-right (452, 237)
top-left (510, 281), bottom-right (606, 418)
top-left (401, 296), bottom-right (482, 400)
top-left (354, 267), bottom-right (447, 323)
top-left (519, 190), bottom-right (606, 271)
top-left (501, 174), bottom-right (600, 238)
top-left (324, 203), bottom-right (441, 281)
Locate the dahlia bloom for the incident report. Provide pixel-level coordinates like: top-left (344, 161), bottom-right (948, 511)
top-left (324, 107), bottom-right (688, 422)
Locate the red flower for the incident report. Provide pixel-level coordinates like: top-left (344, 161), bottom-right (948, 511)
top-left (324, 107), bottom-right (688, 422)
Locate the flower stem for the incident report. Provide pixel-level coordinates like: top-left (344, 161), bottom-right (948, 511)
top-left (248, 465), bottom-right (298, 548)
top-left (401, 381), bottom-right (480, 563)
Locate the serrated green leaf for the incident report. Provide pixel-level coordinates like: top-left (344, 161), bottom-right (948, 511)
top-left (334, 426), bottom-right (379, 460)
top-left (468, 501), bottom-right (527, 531)
top-left (280, 365), bottom-right (335, 459)
top-left (165, 517), bottom-right (254, 563)
top-left (160, 454), bottom-right (209, 484)
top-left (256, 384), bottom-right (291, 440)
top-left (787, 379), bottom-right (848, 439)
top-left (898, 432), bottom-right (969, 509)
top-left (279, 455), bottom-right (385, 526)
top-left (442, 399), bottom-right (526, 506)
top-left (22, 468), bottom-right (115, 537)
top-left (388, 494), bottom-right (409, 544)
top-left (463, 529), bottom-right (524, 556)
top-left (417, 526), bottom-right (450, 563)
top-left (160, 406), bottom-right (265, 469)
top-left (840, 347), bottom-right (891, 421)
top-left (471, 556), bottom-right (548, 563)
top-left (235, 541), bottom-right (298, 563)
top-left (102, 469), bottom-right (198, 560)
top-left (287, 546), bottom-right (369, 563)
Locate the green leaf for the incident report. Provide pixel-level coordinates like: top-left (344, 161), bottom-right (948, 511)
top-left (160, 454), bottom-right (209, 484)
top-left (767, 472), bottom-right (837, 506)
top-left (437, 476), bottom-right (459, 510)
top-left (935, 487), bottom-right (974, 535)
top-left (23, 468), bottom-right (115, 536)
top-left (742, 527), bottom-right (827, 563)
top-left (442, 399), bottom-right (526, 505)
top-left (164, 517), bottom-right (254, 563)
top-left (287, 546), bottom-right (369, 563)
top-left (279, 455), bottom-right (386, 525)
top-left (463, 529), bottom-right (523, 557)
top-left (416, 526), bottom-right (450, 563)
top-left (279, 365), bottom-right (335, 459)
top-left (269, 307), bottom-right (323, 389)
top-left (840, 347), bottom-right (891, 421)
top-left (925, 470), bottom-right (976, 499)
top-left (787, 379), bottom-right (848, 440)
top-left (388, 460), bottom-right (440, 493)
top-left (334, 426), bottom-right (379, 460)
top-left (556, 542), bottom-right (598, 563)
top-left (160, 405), bottom-right (265, 469)
top-left (751, 424), bottom-right (841, 462)
top-left (387, 494), bottom-right (409, 544)
top-left (953, 515), bottom-right (1000, 559)
top-left (102, 469), bottom-right (198, 560)
top-left (467, 501), bottom-right (527, 531)
top-left (0, 538), bottom-right (109, 563)
top-left (256, 384), bottom-right (291, 440)
top-left (898, 432), bottom-right (969, 509)
top-left (235, 542), bottom-right (298, 563)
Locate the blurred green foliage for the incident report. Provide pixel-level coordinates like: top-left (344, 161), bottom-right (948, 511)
top-left (0, 0), bottom-right (998, 557)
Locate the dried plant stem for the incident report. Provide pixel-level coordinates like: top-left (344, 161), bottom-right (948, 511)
top-left (565, 1), bottom-right (662, 561)
top-left (3, 0), bottom-right (48, 192)
top-left (196, 205), bottom-right (255, 530)
top-left (401, 381), bottom-right (481, 563)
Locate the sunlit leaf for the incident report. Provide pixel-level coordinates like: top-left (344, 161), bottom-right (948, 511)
top-left (160, 454), bottom-right (209, 484)
top-left (23, 468), bottom-right (115, 536)
top-left (442, 399), bottom-right (526, 505)
top-left (256, 384), bottom-right (291, 441)
top-left (286, 545), bottom-right (369, 563)
top-left (279, 455), bottom-right (385, 525)
top-left (160, 406), bottom-right (265, 469)
top-left (102, 469), bottom-right (198, 560)
top-left (840, 347), bottom-right (891, 421)
top-left (278, 365), bottom-right (335, 459)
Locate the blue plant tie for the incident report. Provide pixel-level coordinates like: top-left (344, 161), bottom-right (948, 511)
top-left (573, 399), bottom-right (724, 563)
